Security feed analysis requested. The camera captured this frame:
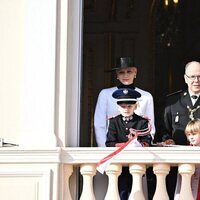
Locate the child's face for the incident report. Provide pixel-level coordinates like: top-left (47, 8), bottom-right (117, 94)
top-left (186, 131), bottom-right (200, 146)
top-left (117, 103), bottom-right (137, 117)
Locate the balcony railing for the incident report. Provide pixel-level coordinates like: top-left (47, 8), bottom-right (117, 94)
top-left (62, 146), bottom-right (200, 200)
top-left (0, 146), bottom-right (200, 200)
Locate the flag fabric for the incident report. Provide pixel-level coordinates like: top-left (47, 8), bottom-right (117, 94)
top-left (96, 133), bottom-right (138, 174)
top-left (96, 123), bottom-right (151, 174)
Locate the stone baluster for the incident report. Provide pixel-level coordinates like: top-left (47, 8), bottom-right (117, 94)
top-left (63, 164), bottom-right (73, 200)
top-left (104, 164), bottom-right (122, 200)
top-left (80, 164), bottom-right (96, 200)
top-left (128, 164), bottom-right (146, 200)
top-left (178, 164), bottom-right (195, 200)
top-left (153, 164), bottom-right (170, 200)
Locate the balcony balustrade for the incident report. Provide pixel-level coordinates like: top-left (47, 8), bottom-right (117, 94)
top-left (0, 146), bottom-right (200, 200)
top-left (63, 146), bottom-right (200, 200)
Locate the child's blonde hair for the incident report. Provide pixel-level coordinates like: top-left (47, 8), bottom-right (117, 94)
top-left (185, 119), bottom-right (200, 135)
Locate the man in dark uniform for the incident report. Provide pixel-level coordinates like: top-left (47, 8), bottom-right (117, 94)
top-left (163, 61), bottom-right (200, 144)
top-left (162, 61), bottom-right (200, 200)
top-left (164, 90), bottom-right (200, 145)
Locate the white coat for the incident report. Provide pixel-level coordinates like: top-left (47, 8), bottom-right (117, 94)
top-left (94, 86), bottom-right (155, 147)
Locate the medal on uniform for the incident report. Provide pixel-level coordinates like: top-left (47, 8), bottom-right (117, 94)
top-left (187, 105), bottom-right (200, 120)
top-left (175, 112), bottom-right (179, 123)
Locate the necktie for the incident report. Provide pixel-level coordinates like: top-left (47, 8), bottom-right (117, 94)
top-left (191, 95), bottom-right (198, 100)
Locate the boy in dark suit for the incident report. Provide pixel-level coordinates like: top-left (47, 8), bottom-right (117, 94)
top-left (106, 88), bottom-right (152, 200)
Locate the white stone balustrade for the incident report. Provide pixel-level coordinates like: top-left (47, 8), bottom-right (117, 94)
top-left (1, 146), bottom-right (200, 200)
top-left (153, 163), bottom-right (170, 200)
top-left (80, 164), bottom-right (96, 200)
top-left (129, 164), bottom-right (146, 200)
top-left (63, 164), bottom-right (73, 200)
top-left (105, 164), bottom-right (122, 200)
top-left (62, 146), bottom-right (200, 200)
top-left (178, 164), bottom-right (195, 200)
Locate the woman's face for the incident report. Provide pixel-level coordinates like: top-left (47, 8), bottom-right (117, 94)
top-left (116, 67), bottom-right (137, 85)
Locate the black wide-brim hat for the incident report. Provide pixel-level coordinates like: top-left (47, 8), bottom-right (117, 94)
top-left (106, 57), bottom-right (136, 72)
top-left (112, 88), bottom-right (141, 104)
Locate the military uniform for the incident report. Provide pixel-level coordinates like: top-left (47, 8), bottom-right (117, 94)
top-left (104, 88), bottom-right (152, 200)
top-left (164, 90), bottom-right (200, 145)
top-left (106, 114), bottom-right (152, 147)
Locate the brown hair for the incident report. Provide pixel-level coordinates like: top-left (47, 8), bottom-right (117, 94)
top-left (185, 119), bottom-right (200, 135)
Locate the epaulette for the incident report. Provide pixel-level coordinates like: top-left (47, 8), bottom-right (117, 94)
top-left (107, 116), bottom-right (116, 120)
top-left (166, 90), bottom-right (183, 97)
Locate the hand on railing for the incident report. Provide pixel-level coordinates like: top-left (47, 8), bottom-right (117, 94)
top-left (152, 139), bottom-right (176, 147)
top-left (164, 139), bottom-right (175, 145)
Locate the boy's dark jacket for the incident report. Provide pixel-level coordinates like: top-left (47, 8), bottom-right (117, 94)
top-left (106, 113), bottom-right (152, 147)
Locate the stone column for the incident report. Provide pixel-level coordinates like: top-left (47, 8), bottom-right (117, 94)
top-left (105, 164), bottom-right (122, 200)
top-left (80, 164), bottom-right (96, 200)
top-left (129, 164), bottom-right (146, 200)
top-left (153, 163), bottom-right (170, 200)
top-left (178, 164), bottom-right (195, 200)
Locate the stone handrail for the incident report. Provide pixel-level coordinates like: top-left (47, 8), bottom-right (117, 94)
top-left (62, 146), bottom-right (200, 200)
top-left (0, 146), bottom-right (200, 200)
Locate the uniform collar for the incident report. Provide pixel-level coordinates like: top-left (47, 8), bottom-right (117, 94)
top-left (122, 115), bottom-right (133, 122)
top-left (188, 91), bottom-right (200, 98)
top-left (182, 91), bottom-right (200, 107)
top-left (188, 92), bottom-right (200, 106)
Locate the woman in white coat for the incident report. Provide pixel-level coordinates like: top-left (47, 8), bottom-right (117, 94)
top-left (94, 57), bottom-right (155, 147)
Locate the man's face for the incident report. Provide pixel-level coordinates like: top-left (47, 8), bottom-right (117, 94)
top-left (184, 62), bottom-right (200, 94)
top-left (116, 67), bottom-right (137, 85)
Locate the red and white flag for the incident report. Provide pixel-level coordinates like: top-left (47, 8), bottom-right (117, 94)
top-left (96, 123), bottom-right (151, 174)
top-left (96, 133), bottom-right (138, 174)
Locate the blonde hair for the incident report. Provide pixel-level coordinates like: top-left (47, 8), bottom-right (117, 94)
top-left (185, 119), bottom-right (200, 135)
